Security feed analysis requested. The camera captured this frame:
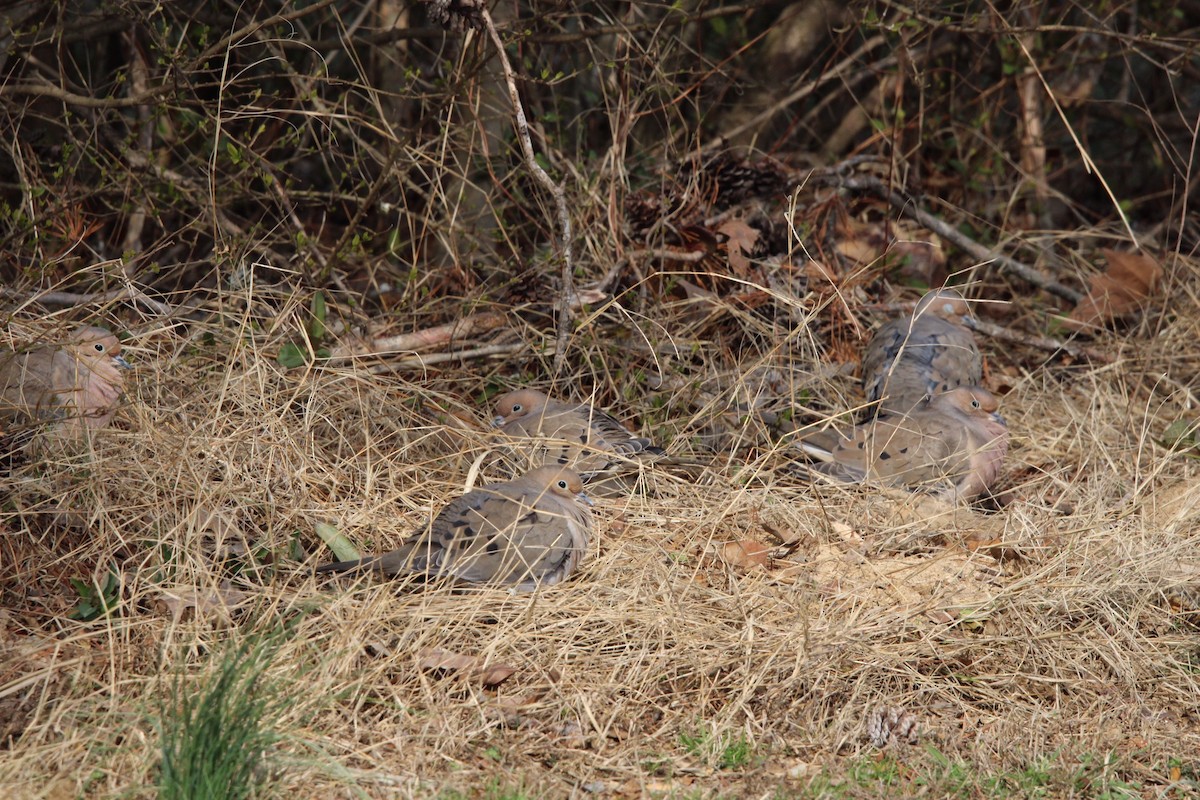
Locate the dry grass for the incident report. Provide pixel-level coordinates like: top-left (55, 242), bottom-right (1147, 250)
top-left (1, 273), bottom-right (1199, 800)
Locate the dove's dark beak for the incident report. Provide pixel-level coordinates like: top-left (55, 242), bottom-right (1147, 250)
top-left (576, 492), bottom-right (594, 507)
top-left (114, 355), bottom-right (132, 370)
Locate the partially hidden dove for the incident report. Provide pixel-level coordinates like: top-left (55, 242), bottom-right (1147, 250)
top-left (492, 389), bottom-right (665, 482)
top-left (315, 466), bottom-right (594, 591)
top-left (861, 288), bottom-right (982, 415)
top-left (0, 325), bottom-right (131, 435)
top-left (797, 386), bottom-right (1008, 501)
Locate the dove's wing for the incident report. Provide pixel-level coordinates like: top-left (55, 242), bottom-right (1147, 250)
top-left (316, 467), bottom-right (593, 591)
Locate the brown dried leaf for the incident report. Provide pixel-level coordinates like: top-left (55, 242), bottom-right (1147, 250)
top-left (835, 217), bottom-right (886, 265)
top-left (832, 217), bottom-right (944, 283)
top-left (716, 219), bottom-right (760, 277)
top-left (888, 221), bottom-right (946, 285)
top-left (720, 539), bottom-right (772, 569)
top-left (417, 647), bottom-right (517, 686)
top-left (830, 521), bottom-right (864, 551)
top-left (925, 609), bottom-right (956, 625)
top-left (193, 503), bottom-right (251, 558)
top-left (675, 277), bottom-right (718, 302)
top-left (760, 517), bottom-right (804, 558)
top-left (155, 583), bottom-right (251, 623)
top-left (803, 259), bottom-right (840, 285)
top-left (1064, 249), bottom-right (1163, 332)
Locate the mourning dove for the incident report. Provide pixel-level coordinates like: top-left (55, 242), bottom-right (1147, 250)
top-left (861, 289), bottom-right (982, 415)
top-left (316, 466), bottom-right (594, 591)
top-left (492, 389), bottom-right (665, 481)
top-left (0, 325), bottom-right (131, 434)
top-left (797, 386), bottom-right (1008, 501)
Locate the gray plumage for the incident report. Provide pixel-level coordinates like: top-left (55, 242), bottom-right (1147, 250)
top-left (492, 389), bottom-right (664, 481)
top-left (316, 466), bottom-right (594, 591)
top-left (861, 289), bottom-right (982, 415)
top-left (799, 386), bottom-right (1009, 502)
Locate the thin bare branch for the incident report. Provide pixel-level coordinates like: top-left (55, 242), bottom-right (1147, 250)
top-left (329, 312), bottom-right (507, 361)
top-left (832, 173), bottom-right (1084, 304)
top-left (480, 7), bottom-right (575, 380)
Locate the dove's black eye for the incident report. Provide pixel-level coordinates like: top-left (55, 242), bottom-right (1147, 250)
top-left (511, 403), bottom-right (523, 413)
top-left (93, 343), bottom-right (106, 353)
top-left (557, 479), bottom-right (568, 490)
top-left (971, 398), bottom-right (980, 409)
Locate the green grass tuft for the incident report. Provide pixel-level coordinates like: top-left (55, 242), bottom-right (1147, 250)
top-left (158, 635), bottom-right (286, 800)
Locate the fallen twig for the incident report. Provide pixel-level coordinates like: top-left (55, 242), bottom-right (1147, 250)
top-left (828, 173), bottom-right (1083, 304)
top-left (867, 296), bottom-right (1112, 363)
top-left (2, 283), bottom-right (174, 316)
top-left (328, 312), bottom-right (507, 361)
top-left (964, 316), bottom-right (1114, 363)
top-left (329, 290), bottom-right (604, 365)
top-left (366, 342), bottom-right (535, 374)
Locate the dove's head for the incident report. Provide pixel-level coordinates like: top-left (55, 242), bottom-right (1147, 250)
top-left (69, 326), bottom-right (131, 380)
top-left (915, 288), bottom-right (973, 324)
top-left (59, 326), bottom-right (130, 425)
top-left (936, 386), bottom-right (1006, 429)
top-left (492, 389), bottom-right (549, 428)
top-left (521, 465), bottom-right (593, 507)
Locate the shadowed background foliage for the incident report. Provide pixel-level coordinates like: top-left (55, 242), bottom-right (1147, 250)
top-left (2, 0), bottom-right (1196, 306)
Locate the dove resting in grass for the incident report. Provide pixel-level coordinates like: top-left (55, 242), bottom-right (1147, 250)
top-left (316, 466), bottom-right (594, 591)
top-left (797, 386), bottom-right (1008, 501)
top-left (861, 288), bottom-right (982, 415)
top-left (492, 388), bottom-right (666, 481)
top-left (0, 325), bottom-right (131, 434)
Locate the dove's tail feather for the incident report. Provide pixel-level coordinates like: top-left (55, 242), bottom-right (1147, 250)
top-left (782, 459), bottom-right (820, 482)
top-left (796, 440), bottom-right (835, 462)
top-left (790, 440), bottom-right (869, 484)
top-left (314, 555), bottom-right (384, 575)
